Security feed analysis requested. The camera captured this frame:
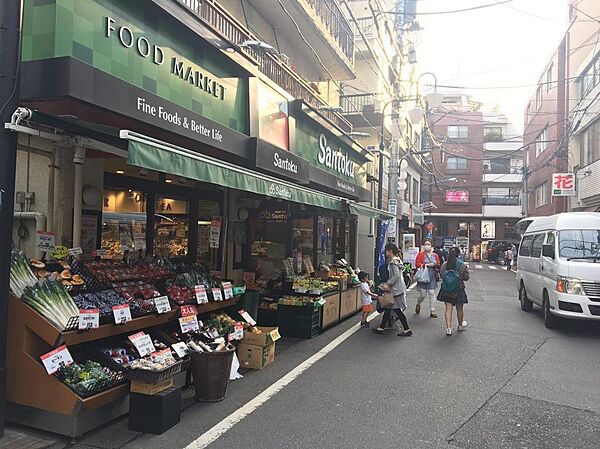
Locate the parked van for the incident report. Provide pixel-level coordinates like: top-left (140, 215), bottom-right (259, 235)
top-left (516, 212), bottom-right (600, 328)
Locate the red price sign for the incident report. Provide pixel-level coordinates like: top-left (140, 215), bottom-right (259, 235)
top-left (40, 345), bottom-right (74, 375)
top-left (180, 304), bottom-right (198, 317)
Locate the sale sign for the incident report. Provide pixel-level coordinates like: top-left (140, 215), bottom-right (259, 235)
top-left (180, 304), bottom-right (198, 317)
top-left (552, 173), bottom-right (575, 196)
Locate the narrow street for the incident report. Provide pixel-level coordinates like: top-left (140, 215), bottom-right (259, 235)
top-left (62, 266), bottom-right (600, 449)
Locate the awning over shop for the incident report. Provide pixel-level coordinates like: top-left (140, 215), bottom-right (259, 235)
top-left (120, 130), bottom-right (342, 211)
top-left (348, 202), bottom-right (395, 220)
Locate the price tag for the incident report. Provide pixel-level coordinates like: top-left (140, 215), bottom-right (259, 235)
top-left (171, 342), bottom-right (189, 358)
top-left (222, 282), bottom-right (233, 300)
top-left (179, 315), bottom-right (200, 333)
top-left (194, 285), bottom-right (208, 304)
top-left (229, 322), bottom-right (244, 341)
top-left (36, 230), bottom-right (56, 253)
top-left (68, 247), bottom-right (83, 256)
top-left (212, 288), bottom-right (223, 302)
top-left (128, 332), bottom-right (156, 357)
top-left (40, 345), bottom-right (74, 375)
top-left (309, 289), bottom-right (322, 295)
top-left (52, 245), bottom-right (68, 260)
top-left (269, 328), bottom-right (281, 341)
top-left (112, 304), bottom-right (132, 324)
top-left (316, 298), bottom-right (326, 306)
top-left (78, 309), bottom-right (99, 330)
top-left (153, 296), bottom-right (171, 314)
top-left (94, 249), bottom-right (108, 257)
top-left (294, 287), bottom-right (307, 294)
top-left (238, 309), bottom-right (256, 326)
top-left (180, 304), bottom-right (198, 317)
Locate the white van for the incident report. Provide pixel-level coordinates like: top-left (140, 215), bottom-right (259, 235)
top-left (516, 212), bottom-right (600, 328)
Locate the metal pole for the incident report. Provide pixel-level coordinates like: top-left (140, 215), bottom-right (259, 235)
top-left (0, 0), bottom-right (22, 435)
top-left (375, 101), bottom-right (392, 279)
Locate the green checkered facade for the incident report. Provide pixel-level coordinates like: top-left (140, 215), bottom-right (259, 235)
top-left (22, 0), bottom-right (248, 133)
top-left (295, 118), bottom-right (367, 188)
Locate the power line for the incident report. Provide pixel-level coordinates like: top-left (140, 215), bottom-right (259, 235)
top-left (384, 0), bottom-right (515, 16)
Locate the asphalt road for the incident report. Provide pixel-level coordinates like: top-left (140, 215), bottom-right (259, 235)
top-left (60, 266), bottom-right (600, 449)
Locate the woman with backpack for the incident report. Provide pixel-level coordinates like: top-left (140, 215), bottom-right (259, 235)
top-left (437, 247), bottom-right (470, 336)
top-left (374, 243), bottom-right (412, 337)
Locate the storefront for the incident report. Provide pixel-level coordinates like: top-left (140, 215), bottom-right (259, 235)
top-left (5, 0), bottom-right (391, 438)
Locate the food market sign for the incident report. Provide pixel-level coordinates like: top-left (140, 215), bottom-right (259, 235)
top-left (21, 0), bottom-right (249, 156)
top-left (552, 173), bottom-right (575, 196)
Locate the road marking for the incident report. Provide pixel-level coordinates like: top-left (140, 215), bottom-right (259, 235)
top-left (475, 265), bottom-right (483, 269)
top-left (183, 283), bottom-right (418, 448)
top-left (489, 266), bottom-right (497, 270)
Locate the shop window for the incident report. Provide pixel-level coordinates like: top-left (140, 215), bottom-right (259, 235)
top-left (317, 216), bottom-right (334, 266)
top-left (154, 196), bottom-right (189, 258)
top-left (292, 217), bottom-right (314, 261)
top-left (248, 203), bottom-right (290, 275)
top-left (197, 200), bottom-right (222, 270)
top-left (102, 188), bottom-right (147, 258)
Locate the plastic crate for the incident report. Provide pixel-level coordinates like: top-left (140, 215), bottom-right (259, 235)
top-left (277, 305), bottom-right (321, 327)
top-left (279, 323), bottom-right (320, 339)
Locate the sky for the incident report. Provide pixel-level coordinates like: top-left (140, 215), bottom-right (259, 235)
top-left (415, 0), bottom-right (570, 131)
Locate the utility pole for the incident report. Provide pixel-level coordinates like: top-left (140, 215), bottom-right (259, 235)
top-left (0, 0), bottom-right (22, 435)
top-left (522, 158), bottom-right (528, 216)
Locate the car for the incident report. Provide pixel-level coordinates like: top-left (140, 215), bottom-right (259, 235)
top-left (486, 240), bottom-right (519, 264)
top-left (516, 212), bottom-right (600, 328)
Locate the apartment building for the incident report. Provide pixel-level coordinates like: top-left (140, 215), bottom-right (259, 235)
top-left (425, 97), bottom-right (523, 258)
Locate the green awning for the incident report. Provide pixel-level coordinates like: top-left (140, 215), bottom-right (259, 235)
top-left (121, 131), bottom-right (341, 211)
top-left (348, 202), bottom-right (395, 220)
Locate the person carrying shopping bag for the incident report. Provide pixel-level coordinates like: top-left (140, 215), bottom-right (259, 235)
top-left (374, 243), bottom-right (412, 336)
top-left (437, 247), bottom-right (470, 335)
top-left (414, 239), bottom-right (440, 318)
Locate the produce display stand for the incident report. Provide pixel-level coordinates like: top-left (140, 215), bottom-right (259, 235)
top-left (6, 293), bottom-right (176, 437)
top-left (339, 285), bottom-right (360, 320)
top-left (320, 290), bottom-right (341, 330)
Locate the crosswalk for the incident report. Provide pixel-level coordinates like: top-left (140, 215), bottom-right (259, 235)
top-left (462, 263), bottom-right (514, 271)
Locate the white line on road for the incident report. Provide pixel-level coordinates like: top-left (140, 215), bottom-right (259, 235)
top-left (183, 284), bottom-right (418, 448)
top-left (475, 265), bottom-right (483, 269)
top-left (489, 266), bottom-right (497, 270)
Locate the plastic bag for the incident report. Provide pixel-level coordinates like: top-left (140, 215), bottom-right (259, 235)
top-left (415, 267), bottom-right (430, 284)
top-left (229, 352), bottom-right (243, 380)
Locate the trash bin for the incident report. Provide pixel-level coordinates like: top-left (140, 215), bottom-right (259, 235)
top-left (190, 348), bottom-right (235, 402)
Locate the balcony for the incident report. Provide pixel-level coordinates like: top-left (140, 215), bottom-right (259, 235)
top-left (483, 140), bottom-right (523, 152)
top-left (482, 173), bottom-right (523, 183)
top-left (239, 0), bottom-right (355, 79)
top-left (175, 0), bottom-right (351, 132)
top-left (576, 159), bottom-right (600, 208)
top-left (340, 93), bottom-right (383, 128)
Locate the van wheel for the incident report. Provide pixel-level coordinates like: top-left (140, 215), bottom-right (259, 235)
top-left (496, 255), bottom-right (504, 265)
top-left (543, 292), bottom-right (559, 329)
top-left (519, 285), bottom-right (533, 311)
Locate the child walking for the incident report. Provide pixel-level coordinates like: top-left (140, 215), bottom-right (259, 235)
top-left (359, 271), bottom-right (379, 327)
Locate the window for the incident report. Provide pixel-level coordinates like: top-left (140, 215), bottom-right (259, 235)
top-left (535, 127), bottom-right (548, 157)
top-left (536, 85), bottom-right (542, 109)
top-left (510, 158), bottom-right (523, 173)
top-left (582, 118), bottom-right (600, 166)
top-left (519, 235), bottom-right (534, 257)
top-left (559, 230), bottom-right (600, 259)
top-left (484, 127), bottom-right (504, 142)
top-left (535, 182), bottom-right (548, 208)
top-left (447, 125), bottom-right (468, 139)
top-left (526, 103), bottom-right (531, 125)
top-left (546, 63), bottom-right (553, 93)
top-left (446, 156), bottom-right (468, 170)
top-left (546, 231), bottom-right (556, 252)
top-left (580, 55), bottom-right (600, 98)
top-left (531, 233), bottom-right (545, 258)
top-left (412, 179), bottom-right (419, 205)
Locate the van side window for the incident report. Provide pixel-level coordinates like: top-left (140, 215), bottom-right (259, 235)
top-left (531, 234), bottom-right (545, 258)
top-left (546, 231), bottom-right (555, 249)
top-left (519, 235), bottom-right (534, 257)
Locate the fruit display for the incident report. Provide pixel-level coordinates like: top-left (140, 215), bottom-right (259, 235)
top-left (292, 276), bottom-right (338, 293)
top-left (72, 287), bottom-right (156, 322)
top-left (57, 360), bottom-right (125, 397)
top-left (278, 295), bottom-right (323, 307)
top-left (84, 260), bottom-right (172, 285)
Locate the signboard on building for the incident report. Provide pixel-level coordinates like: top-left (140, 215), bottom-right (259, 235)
top-left (412, 207), bottom-right (425, 226)
top-left (446, 190), bottom-right (470, 203)
top-left (481, 220), bottom-right (496, 239)
top-left (387, 199), bottom-right (398, 242)
top-left (552, 173), bottom-right (575, 196)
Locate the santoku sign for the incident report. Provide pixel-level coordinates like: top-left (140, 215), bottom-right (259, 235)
top-left (318, 134), bottom-right (355, 179)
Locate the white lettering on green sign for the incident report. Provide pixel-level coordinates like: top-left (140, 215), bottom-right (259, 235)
top-left (318, 134), bottom-right (355, 179)
top-left (105, 17), bottom-right (225, 101)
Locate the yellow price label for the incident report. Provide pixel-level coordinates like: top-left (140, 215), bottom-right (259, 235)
top-left (52, 245), bottom-right (69, 260)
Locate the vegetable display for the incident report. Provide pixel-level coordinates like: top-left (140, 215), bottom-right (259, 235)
top-left (21, 280), bottom-right (79, 330)
top-left (9, 251), bottom-right (38, 297)
top-left (57, 360), bottom-right (122, 396)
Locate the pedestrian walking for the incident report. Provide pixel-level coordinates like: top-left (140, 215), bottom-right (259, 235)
top-left (374, 243), bottom-right (412, 336)
top-left (434, 245), bottom-right (446, 264)
top-left (505, 247), bottom-right (514, 271)
top-left (414, 239), bottom-right (441, 318)
top-left (437, 247), bottom-right (470, 336)
top-left (358, 271), bottom-right (379, 327)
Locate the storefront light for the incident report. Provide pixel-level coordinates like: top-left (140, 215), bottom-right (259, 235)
top-left (116, 170), bottom-right (124, 174)
top-left (197, 220), bottom-right (211, 225)
top-left (165, 179), bottom-right (173, 183)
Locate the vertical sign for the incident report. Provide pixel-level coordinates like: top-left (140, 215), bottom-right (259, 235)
top-left (552, 173), bottom-right (575, 196)
top-left (387, 199), bottom-right (397, 243)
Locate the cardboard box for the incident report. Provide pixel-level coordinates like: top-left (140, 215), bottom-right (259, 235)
top-left (237, 342), bottom-right (275, 370)
top-left (242, 326), bottom-right (281, 347)
top-left (130, 377), bottom-right (174, 395)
